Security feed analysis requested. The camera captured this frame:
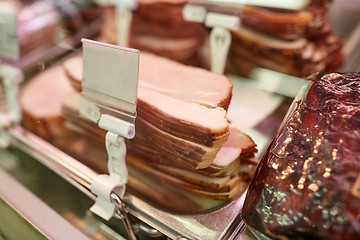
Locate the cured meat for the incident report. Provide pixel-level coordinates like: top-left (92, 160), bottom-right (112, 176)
top-left (63, 52), bottom-right (233, 109)
top-left (142, 127), bottom-right (258, 178)
top-left (230, 2), bottom-right (344, 78)
top-left (61, 91), bottom-right (257, 200)
top-left (137, 53), bottom-right (232, 109)
top-left (131, 12), bottom-right (204, 39)
top-left (135, 0), bottom-right (188, 23)
top-left (99, 0), bottom-right (206, 65)
top-left (62, 52), bottom-right (232, 169)
top-left (130, 34), bottom-right (204, 64)
top-left (59, 53), bottom-right (258, 200)
top-left (242, 72), bottom-right (360, 239)
top-left (135, 88), bottom-right (229, 169)
top-left (242, 6), bottom-right (313, 41)
top-left (1, 0), bottom-right (102, 59)
top-left (62, 93), bottom-right (258, 200)
top-left (126, 155), bottom-right (247, 200)
top-left (241, 2), bottom-right (332, 41)
top-left (126, 126), bottom-right (257, 200)
top-left (19, 65), bottom-right (75, 140)
top-left (229, 26), bottom-right (343, 78)
top-left (124, 127), bottom-right (257, 200)
top-left (20, 52), bottom-right (257, 200)
top-left (62, 55), bottom-right (83, 92)
top-left (0, 0), bottom-right (60, 58)
top-left (20, 53), bottom-right (257, 200)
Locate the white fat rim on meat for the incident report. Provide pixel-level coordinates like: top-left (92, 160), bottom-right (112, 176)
top-left (212, 128), bottom-right (256, 167)
top-left (212, 146), bottom-right (241, 167)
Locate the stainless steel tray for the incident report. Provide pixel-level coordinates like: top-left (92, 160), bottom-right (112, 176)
top-left (5, 126), bottom-right (248, 240)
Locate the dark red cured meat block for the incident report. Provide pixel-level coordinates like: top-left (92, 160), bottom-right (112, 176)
top-left (242, 72), bottom-right (360, 240)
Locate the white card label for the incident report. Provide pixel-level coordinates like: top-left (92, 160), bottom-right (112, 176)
top-left (81, 39), bottom-right (139, 114)
top-left (0, 8), bottom-right (18, 59)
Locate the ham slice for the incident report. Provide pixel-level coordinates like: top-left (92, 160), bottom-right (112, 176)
top-left (63, 52), bottom-right (233, 109)
top-left (137, 53), bottom-right (232, 109)
top-left (20, 65), bottom-right (75, 139)
top-left (62, 55), bottom-right (83, 92)
top-left (212, 127), bottom-right (257, 167)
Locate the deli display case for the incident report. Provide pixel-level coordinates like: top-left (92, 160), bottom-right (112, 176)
top-left (0, 0), bottom-right (359, 239)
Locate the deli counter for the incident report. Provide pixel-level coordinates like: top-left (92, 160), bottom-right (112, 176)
top-left (0, 0), bottom-right (359, 239)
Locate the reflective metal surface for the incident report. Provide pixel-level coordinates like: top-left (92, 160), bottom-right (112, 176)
top-left (9, 126), bottom-right (97, 191)
top-left (0, 148), bottom-right (128, 240)
top-left (0, 167), bottom-right (89, 240)
top-left (126, 189), bottom-right (247, 240)
top-left (5, 126), bottom-right (247, 239)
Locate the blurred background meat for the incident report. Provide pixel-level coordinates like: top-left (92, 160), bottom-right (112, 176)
top-left (99, 0), bottom-right (206, 66)
top-left (229, 0), bottom-right (344, 78)
top-left (0, 0), bottom-right (102, 60)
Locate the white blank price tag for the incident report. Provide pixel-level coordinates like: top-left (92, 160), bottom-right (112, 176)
top-left (81, 39), bottom-right (139, 115)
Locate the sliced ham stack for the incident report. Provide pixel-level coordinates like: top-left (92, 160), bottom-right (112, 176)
top-left (20, 52), bottom-right (257, 200)
top-left (61, 52), bottom-right (258, 200)
top-left (229, 1), bottom-right (344, 78)
top-left (99, 0), bottom-right (206, 66)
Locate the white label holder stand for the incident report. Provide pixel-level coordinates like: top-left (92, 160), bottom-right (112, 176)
top-left (0, 4), bottom-right (19, 59)
top-left (94, 0), bottom-right (137, 47)
top-left (206, 13), bottom-right (240, 74)
top-left (0, 63), bottom-right (22, 148)
top-left (183, 4), bottom-right (240, 74)
top-left (80, 38), bottom-right (139, 234)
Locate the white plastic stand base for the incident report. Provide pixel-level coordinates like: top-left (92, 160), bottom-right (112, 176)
top-left (90, 174), bottom-right (125, 221)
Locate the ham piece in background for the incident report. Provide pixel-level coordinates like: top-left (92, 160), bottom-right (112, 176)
top-left (229, 0), bottom-right (344, 78)
top-left (99, 0), bottom-right (206, 66)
